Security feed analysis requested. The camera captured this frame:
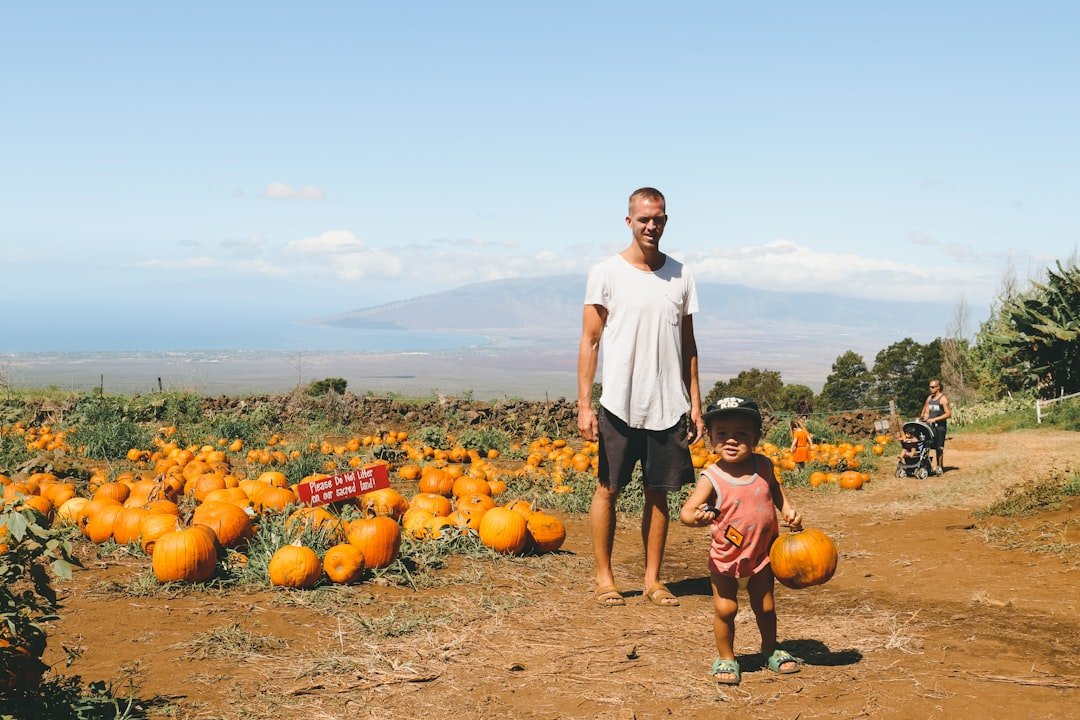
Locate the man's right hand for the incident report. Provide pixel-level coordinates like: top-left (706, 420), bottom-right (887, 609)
top-left (578, 406), bottom-right (598, 441)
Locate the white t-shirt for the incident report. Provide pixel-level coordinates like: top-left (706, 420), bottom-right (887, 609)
top-left (584, 253), bottom-right (699, 430)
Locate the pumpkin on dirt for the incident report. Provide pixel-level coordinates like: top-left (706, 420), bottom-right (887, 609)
top-left (268, 544), bottom-right (322, 588)
top-left (456, 493), bottom-right (496, 513)
top-left (322, 543), bottom-right (365, 584)
top-left (55, 497), bottom-right (90, 526)
top-left (448, 507), bottom-right (486, 532)
top-left (93, 482), bottom-right (131, 504)
top-left (422, 515), bottom-right (458, 540)
top-left (769, 527), bottom-right (838, 589)
top-left (111, 507), bottom-right (149, 545)
top-left (252, 486), bottom-right (297, 513)
top-left (361, 488), bottom-right (410, 520)
top-left (478, 506), bottom-right (529, 555)
top-left (401, 508), bottom-right (435, 538)
top-left (152, 525), bottom-right (219, 583)
top-left (409, 492), bottom-right (452, 517)
top-left (83, 502), bottom-right (125, 544)
top-left (526, 511), bottom-right (566, 553)
top-left (139, 513), bottom-right (181, 555)
top-left (192, 501), bottom-right (254, 548)
top-left (452, 476), bottom-right (491, 498)
top-left (838, 471), bottom-right (864, 490)
top-left (418, 469), bottom-right (454, 496)
top-left (345, 516), bottom-right (402, 569)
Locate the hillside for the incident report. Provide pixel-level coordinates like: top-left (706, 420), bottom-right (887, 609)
top-left (309, 275), bottom-right (957, 388)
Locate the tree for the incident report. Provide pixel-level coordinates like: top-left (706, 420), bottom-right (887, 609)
top-left (985, 259), bottom-right (1080, 397)
top-left (870, 338), bottom-right (930, 416)
top-left (818, 351), bottom-right (873, 411)
top-left (970, 262), bottom-right (1023, 399)
top-left (704, 369), bottom-right (784, 410)
top-left (941, 298), bottom-right (979, 405)
top-left (776, 384), bottom-right (815, 414)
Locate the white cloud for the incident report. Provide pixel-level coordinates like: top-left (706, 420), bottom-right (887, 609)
top-left (284, 230), bottom-right (367, 255)
top-left (284, 230), bottom-right (402, 280)
top-left (221, 235), bottom-right (267, 254)
top-left (134, 256), bottom-right (218, 269)
top-left (907, 230), bottom-right (937, 247)
top-left (907, 230), bottom-right (973, 261)
top-left (263, 182), bottom-right (326, 200)
top-left (431, 236), bottom-right (518, 249)
top-left (685, 239), bottom-right (993, 302)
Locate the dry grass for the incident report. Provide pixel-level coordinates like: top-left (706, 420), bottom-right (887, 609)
top-left (177, 622), bottom-right (290, 660)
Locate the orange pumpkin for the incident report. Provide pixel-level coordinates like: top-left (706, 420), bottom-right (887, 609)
top-left (152, 526), bottom-right (219, 583)
top-left (418, 469), bottom-right (454, 496)
top-left (409, 493), bottom-right (452, 517)
top-left (111, 507), bottom-right (149, 545)
top-left (192, 501), bottom-right (253, 548)
top-left (769, 527), bottom-right (838, 589)
top-left (456, 493), bottom-right (496, 513)
top-left (83, 503), bottom-right (124, 544)
top-left (361, 488), bottom-right (410, 520)
top-left (252, 486), bottom-right (297, 513)
top-left (526, 511), bottom-right (566, 553)
top-left (422, 516), bottom-right (458, 540)
top-left (346, 516), bottom-right (402, 569)
top-left (838, 471), bottom-right (864, 490)
top-left (478, 507), bottom-right (529, 555)
top-left (452, 476), bottom-right (491, 498)
top-left (139, 513), bottom-right (181, 555)
top-left (268, 544), bottom-right (322, 588)
top-left (323, 543), bottom-right (365, 584)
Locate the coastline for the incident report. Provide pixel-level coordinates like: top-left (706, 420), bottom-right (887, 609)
top-left (0, 348), bottom-right (581, 401)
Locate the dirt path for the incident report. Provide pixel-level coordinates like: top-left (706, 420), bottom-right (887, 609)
top-left (45, 429), bottom-right (1080, 719)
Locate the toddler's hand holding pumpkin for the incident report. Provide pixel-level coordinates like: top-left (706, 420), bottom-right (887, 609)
top-left (783, 505), bottom-right (802, 530)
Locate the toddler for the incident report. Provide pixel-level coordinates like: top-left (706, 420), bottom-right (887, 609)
top-left (680, 396), bottom-right (804, 686)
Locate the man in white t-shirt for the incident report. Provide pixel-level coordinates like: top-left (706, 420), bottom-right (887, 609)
top-left (578, 187), bottom-right (705, 608)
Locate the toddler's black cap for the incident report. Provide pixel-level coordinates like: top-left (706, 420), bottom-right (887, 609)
top-left (702, 397), bottom-right (762, 427)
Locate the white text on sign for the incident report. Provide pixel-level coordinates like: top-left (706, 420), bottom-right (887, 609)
top-left (295, 464), bottom-right (389, 507)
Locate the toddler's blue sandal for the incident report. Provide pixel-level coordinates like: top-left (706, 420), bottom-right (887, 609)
top-left (712, 657), bottom-right (741, 686)
top-left (766, 648), bottom-right (803, 674)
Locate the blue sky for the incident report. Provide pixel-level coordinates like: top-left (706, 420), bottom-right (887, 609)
top-left (3, 2), bottom-right (1077, 350)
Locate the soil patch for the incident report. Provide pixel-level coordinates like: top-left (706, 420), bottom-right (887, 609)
top-left (42, 428), bottom-right (1080, 719)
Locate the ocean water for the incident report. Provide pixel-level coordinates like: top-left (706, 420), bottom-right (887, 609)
top-left (1, 323), bottom-right (519, 397)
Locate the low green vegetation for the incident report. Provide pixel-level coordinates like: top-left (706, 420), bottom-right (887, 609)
top-left (974, 467), bottom-right (1080, 518)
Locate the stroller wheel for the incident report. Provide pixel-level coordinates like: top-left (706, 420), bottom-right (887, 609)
top-left (916, 467), bottom-right (929, 480)
top-left (895, 467), bottom-right (907, 478)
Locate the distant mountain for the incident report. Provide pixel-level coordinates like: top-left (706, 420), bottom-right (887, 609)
top-left (309, 275), bottom-right (964, 391)
top-left (310, 274), bottom-right (953, 341)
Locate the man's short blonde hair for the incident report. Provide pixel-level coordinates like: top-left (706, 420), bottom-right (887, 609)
top-left (628, 187), bottom-right (665, 213)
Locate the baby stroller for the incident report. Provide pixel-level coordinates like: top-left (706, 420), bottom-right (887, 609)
top-left (895, 419), bottom-right (938, 479)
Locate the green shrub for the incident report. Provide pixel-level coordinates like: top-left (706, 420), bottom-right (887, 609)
top-left (0, 431), bottom-right (32, 474)
top-left (305, 378), bottom-right (348, 397)
top-left (414, 426), bottom-right (448, 449)
top-left (130, 391), bottom-right (204, 426)
top-left (456, 427), bottom-right (510, 454)
top-left (67, 396), bottom-right (153, 460)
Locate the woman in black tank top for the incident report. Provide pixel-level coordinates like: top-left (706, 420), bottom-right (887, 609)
top-left (921, 380), bottom-right (952, 473)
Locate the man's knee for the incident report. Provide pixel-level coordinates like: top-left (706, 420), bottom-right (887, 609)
top-left (593, 482), bottom-right (619, 504)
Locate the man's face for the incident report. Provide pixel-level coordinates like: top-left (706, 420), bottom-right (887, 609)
top-left (626, 196), bottom-right (667, 252)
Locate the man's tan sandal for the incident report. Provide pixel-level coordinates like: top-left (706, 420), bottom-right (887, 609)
top-left (645, 582), bottom-right (679, 606)
top-left (594, 585), bottom-right (626, 606)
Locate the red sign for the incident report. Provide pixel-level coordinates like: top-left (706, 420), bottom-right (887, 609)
top-left (295, 464), bottom-right (390, 507)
